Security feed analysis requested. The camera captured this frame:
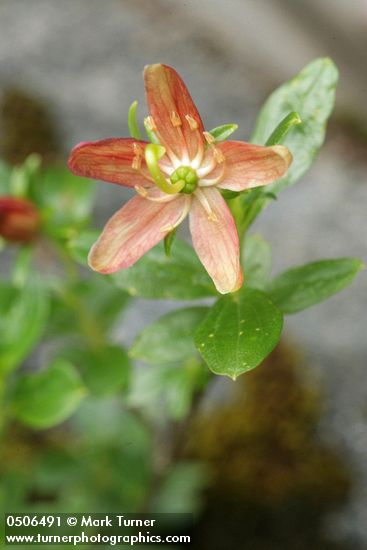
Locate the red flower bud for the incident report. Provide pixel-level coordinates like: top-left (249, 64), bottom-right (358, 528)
top-left (0, 196), bottom-right (40, 243)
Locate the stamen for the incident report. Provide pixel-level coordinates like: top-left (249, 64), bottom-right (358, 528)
top-left (199, 162), bottom-right (226, 187)
top-left (196, 150), bottom-right (217, 177)
top-left (160, 196), bottom-right (191, 232)
top-left (170, 111), bottom-right (182, 127)
top-left (135, 186), bottom-right (177, 203)
top-left (195, 189), bottom-right (218, 222)
top-left (213, 147), bottom-right (225, 163)
top-left (134, 185), bottom-right (148, 197)
top-left (186, 121), bottom-right (205, 168)
top-left (133, 142), bottom-right (143, 155)
top-left (203, 131), bottom-right (215, 145)
top-left (131, 142), bottom-right (143, 170)
top-left (190, 136), bottom-right (205, 170)
top-left (144, 116), bottom-right (157, 131)
top-left (185, 114), bottom-right (199, 130)
top-left (131, 156), bottom-right (141, 170)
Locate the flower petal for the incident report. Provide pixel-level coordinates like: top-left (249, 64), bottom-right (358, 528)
top-left (189, 187), bottom-right (243, 294)
top-left (68, 138), bottom-right (153, 187)
top-left (215, 141), bottom-right (292, 191)
top-left (88, 194), bottom-right (188, 274)
top-left (144, 64), bottom-right (205, 163)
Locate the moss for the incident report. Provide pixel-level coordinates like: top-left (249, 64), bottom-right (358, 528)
top-left (186, 344), bottom-right (352, 549)
top-left (0, 87), bottom-right (60, 165)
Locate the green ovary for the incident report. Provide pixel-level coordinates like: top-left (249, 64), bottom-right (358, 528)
top-left (170, 166), bottom-right (198, 194)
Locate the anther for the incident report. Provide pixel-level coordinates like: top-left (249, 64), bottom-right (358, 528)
top-left (133, 142), bottom-right (143, 155)
top-left (144, 116), bottom-right (157, 131)
top-left (203, 131), bottom-right (215, 145)
top-left (207, 212), bottom-right (218, 222)
top-left (131, 156), bottom-right (142, 170)
top-left (195, 188), bottom-right (218, 221)
top-left (134, 185), bottom-right (148, 197)
top-left (132, 143), bottom-right (143, 169)
top-left (213, 147), bottom-right (225, 163)
top-left (185, 114), bottom-right (198, 130)
top-left (170, 111), bottom-right (182, 127)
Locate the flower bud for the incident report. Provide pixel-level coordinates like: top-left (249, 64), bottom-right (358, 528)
top-left (0, 196), bottom-right (40, 243)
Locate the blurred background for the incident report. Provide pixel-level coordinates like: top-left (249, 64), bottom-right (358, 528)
top-left (0, 0), bottom-right (366, 548)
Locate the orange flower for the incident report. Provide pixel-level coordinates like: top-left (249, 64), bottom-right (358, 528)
top-left (68, 64), bottom-right (292, 294)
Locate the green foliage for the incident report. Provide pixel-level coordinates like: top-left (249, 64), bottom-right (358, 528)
top-left (208, 123), bottom-right (238, 141)
top-left (151, 463), bottom-right (207, 514)
top-left (268, 258), bottom-right (364, 314)
top-left (0, 155), bottom-right (42, 199)
top-left (112, 240), bottom-right (216, 299)
top-left (67, 345), bottom-right (130, 396)
top-left (10, 154), bottom-right (41, 198)
top-left (0, 278), bottom-right (49, 374)
top-left (67, 229), bottom-right (100, 264)
top-left (243, 234), bottom-right (272, 290)
top-left (12, 359), bottom-right (86, 429)
top-left (30, 166), bottom-right (95, 239)
top-left (195, 288), bottom-right (283, 379)
top-left (129, 359), bottom-right (209, 421)
top-left (252, 57), bottom-right (338, 192)
top-left (0, 160), bottom-right (11, 193)
top-left (236, 58), bottom-right (339, 230)
top-left (131, 307), bottom-right (209, 365)
top-left (49, 276), bottom-right (129, 339)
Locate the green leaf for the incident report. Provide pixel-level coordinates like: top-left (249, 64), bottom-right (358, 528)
top-left (164, 361), bottom-right (209, 420)
top-left (243, 234), bottom-right (272, 289)
top-left (268, 258), bottom-right (364, 314)
top-left (128, 359), bottom-right (209, 421)
top-left (9, 166), bottom-right (29, 197)
top-left (112, 240), bottom-right (216, 299)
top-left (12, 359), bottom-right (86, 429)
top-left (10, 154), bottom-right (41, 198)
top-left (48, 277), bottom-right (130, 338)
top-left (221, 190), bottom-right (240, 200)
top-left (0, 278), bottom-right (49, 374)
top-left (235, 58), bottom-right (339, 231)
top-left (12, 246), bottom-right (34, 287)
top-left (131, 307), bottom-right (209, 365)
top-left (67, 229), bottom-right (100, 265)
top-left (195, 288), bottom-right (283, 379)
top-left (252, 58), bottom-right (338, 193)
top-left (0, 160), bottom-right (11, 194)
top-left (128, 100), bottom-right (142, 140)
top-left (30, 167), bottom-right (95, 238)
top-left (67, 345), bottom-right (130, 396)
top-left (209, 123), bottom-right (238, 142)
top-left (151, 462), bottom-right (207, 514)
